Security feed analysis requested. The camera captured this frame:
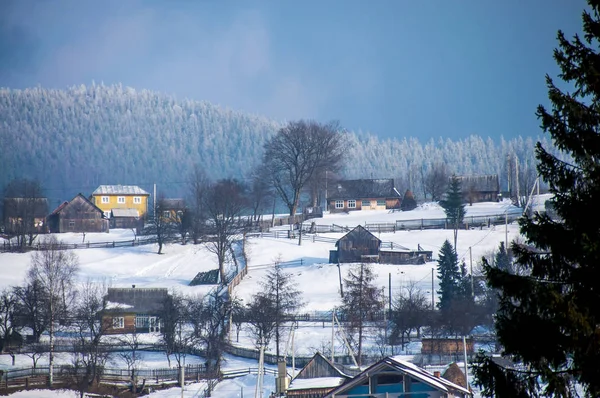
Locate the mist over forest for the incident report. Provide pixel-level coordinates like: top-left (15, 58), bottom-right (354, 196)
top-left (0, 84), bottom-right (554, 208)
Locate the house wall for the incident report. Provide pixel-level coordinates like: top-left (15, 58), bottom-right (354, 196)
top-left (338, 239), bottom-right (380, 263)
top-left (52, 196), bottom-right (108, 233)
top-left (103, 314), bottom-right (136, 334)
top-left (421, 338), bottom-right (474, 355)
top-left (91, 194), bottom-right (149, 217)
top-left (110, 217), bottom-right (143, 230)
top-left (329, 198), bottom-right (395, 213)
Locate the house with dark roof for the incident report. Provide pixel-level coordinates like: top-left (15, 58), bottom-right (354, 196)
top-left (46, 193), bottom-right (108, 233)
top-left (324, 356), bottom-right (471, 398)
top-left (286, 352), bottom-right (350, 398)
top-left (327, 179), bottom-right (401, 213)
top-left (455, 175), bottom-right (500, 204)
top-left (102, 287), bottom-right (169, 334)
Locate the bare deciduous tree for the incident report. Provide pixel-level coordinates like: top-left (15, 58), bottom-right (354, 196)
top-left (424, 163), bottom-right (449, 202)
top-left (71, 281), bottom-right (112, 393)
top-left (390, 281), bottom-right (430, 349)
top-left (27, 236), bottom-right (79, 385)
top-left (203, 179), bottom-right (248, 283)
top-left (144, 194), bottom-right (177, 254)
top-left (188, 164), bottom-right (209, 244)
top-left (262, 120), bottom-right (346, 219)
top-left (246, 165), bottom-right (274, 225)
top-left (0, 288), bottom-right (19, 351)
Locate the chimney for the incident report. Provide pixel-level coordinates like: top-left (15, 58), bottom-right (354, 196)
top-left (433, 371), bottom-right (441, 378)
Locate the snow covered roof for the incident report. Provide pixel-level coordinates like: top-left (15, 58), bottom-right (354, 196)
top-left (92, 185), bottom-right (149, 195)
top-left (111, 208), bottom-right (140, 217)
top-left (328, 178), bottom-right (398, 200)
top-left (288, 377), bottom-right (346, 390)
top-left (326, 356), bottom-right (471, 397)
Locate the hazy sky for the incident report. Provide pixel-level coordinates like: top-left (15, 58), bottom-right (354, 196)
top-left (0, 0), bottom-right (586, 141)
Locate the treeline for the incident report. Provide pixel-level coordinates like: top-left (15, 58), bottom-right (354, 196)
top-left (0, 84), bottom-right (556, 206)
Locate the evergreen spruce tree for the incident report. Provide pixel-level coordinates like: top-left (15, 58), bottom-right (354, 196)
top-left (494, 241), bottom-right (512, 274)
top-left (440, 175), bottom-right (466, 249)
top-left (436, 240), bottom-right (461, 312)
top-left (474, 2), bottom-right (600, 396)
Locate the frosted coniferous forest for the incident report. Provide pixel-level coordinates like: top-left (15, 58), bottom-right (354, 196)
top-left (0, 84), bottom-right (556, 203)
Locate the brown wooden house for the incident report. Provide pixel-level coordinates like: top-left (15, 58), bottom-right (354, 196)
top-left (3, 197), bottom-right (48, 234)
top-left (455, 175), bottom-right (500, 204)
top-left (102, 287), bottom-right (169, 334)
top-left (421, 338), bottom-right (474, 355)
top-left (327, 178), bottom-right (401, 213)
top-left (286, 352), bottom-right (349, 398)
top-left (46, 194), bottom-right (108, 233)
top-left (330, 225), bottom-right (381, 263)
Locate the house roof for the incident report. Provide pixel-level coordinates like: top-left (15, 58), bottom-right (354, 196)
top-left (49, 194), bottom-right (104, 216)
top-left (335, 225), bottom-right (381, 247)
top-left (3, 197), bottom-right (49, 218)
top-left (161, 198), bottom-right (185, 210)
top-left (455, 175), bottom-right (499, 192)
top-left (104, 287), bottom-right (168, 313)
top-left (326, 356), bottom-right (471, 397)
top-left (328, 178), bottom-right (399, 200)
top-left (288, 352), bottom-right (349, 392)
top-left (92, 185), bottom-right (149, 195)
top-left (111, 208), bottom-right (140, 218)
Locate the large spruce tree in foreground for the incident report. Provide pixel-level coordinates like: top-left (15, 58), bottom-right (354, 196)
top-left (473, 2), bottom-right (600, 396)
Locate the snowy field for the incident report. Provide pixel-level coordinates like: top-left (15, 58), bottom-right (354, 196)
top-left (0, 199), bottom-right (547, 397)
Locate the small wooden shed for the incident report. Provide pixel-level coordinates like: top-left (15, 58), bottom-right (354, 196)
top-left (102, 287), bottom-right (169, 334)
top-left (330, 225), bottom-right (381, 263)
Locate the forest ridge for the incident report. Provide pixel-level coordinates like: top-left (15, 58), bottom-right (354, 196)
top-left (0, 84), bottom-right (554, 205)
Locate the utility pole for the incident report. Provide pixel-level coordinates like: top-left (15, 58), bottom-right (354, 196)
top-left (388, 273), bottom-right (392, 313)
top-left (505, 212), bottom-right (508, 249)
top-left (431, 268), bottom-right (435, 310)
top-left (515, 156), bottom-right (520, 207)
top-left (469, 247), bottom-right (474, 297)
top-left (337, 262), bottom-right (344, 298)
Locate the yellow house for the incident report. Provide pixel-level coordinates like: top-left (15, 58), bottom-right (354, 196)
top-left (91, 185), bottom-right (150, 219)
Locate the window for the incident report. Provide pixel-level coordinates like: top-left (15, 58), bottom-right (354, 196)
top-left (117, 197), bottom-right (126, 204)
top-left (112, 317), bottom-right (124, 329)
top-left (133, 197), bottom-right (142, 204)
top-left (101, 196), bottom-right (109, 204)
top-left (362, 200), bottom-right (371, 207)
top-left (377, 200), bottom-right (386, 206)
top-left (163, 210), bottom-right (171, 218)
top-left (68, 221), bottom-right (75, 228)
top-left (335, 200), bottom-right (344, 209)
top-left (348, 200), bottom-right (356, 209)
top-left (135, 315), bottom-right (149, 328)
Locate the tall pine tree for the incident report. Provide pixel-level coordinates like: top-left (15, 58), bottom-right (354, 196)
top-left (436, 240), bottom-right (461, 312)
top-left (440, 175), bottom-right (466, 250)
top-left (474, 2), bottom-right (600, 396)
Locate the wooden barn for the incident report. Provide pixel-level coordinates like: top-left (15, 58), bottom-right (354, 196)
top-left (46, 194), bottom-right (108, 233)
top-left (324, 356), bottom-right (471, 397)
top-left (329, 225), bottom-right (433, 265)
top-left (455, 175), bottom-right (500, 204)
top-left (421, 338), bottom-right (474, 355)
top-left (286, 352), bottom-right (349, 398)
top-left (327, 178), bottom-right (401, 213)
top-left (102, 287), bottom-right (169, 334)
top-left (330, 225), bottom-right (381, 263)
